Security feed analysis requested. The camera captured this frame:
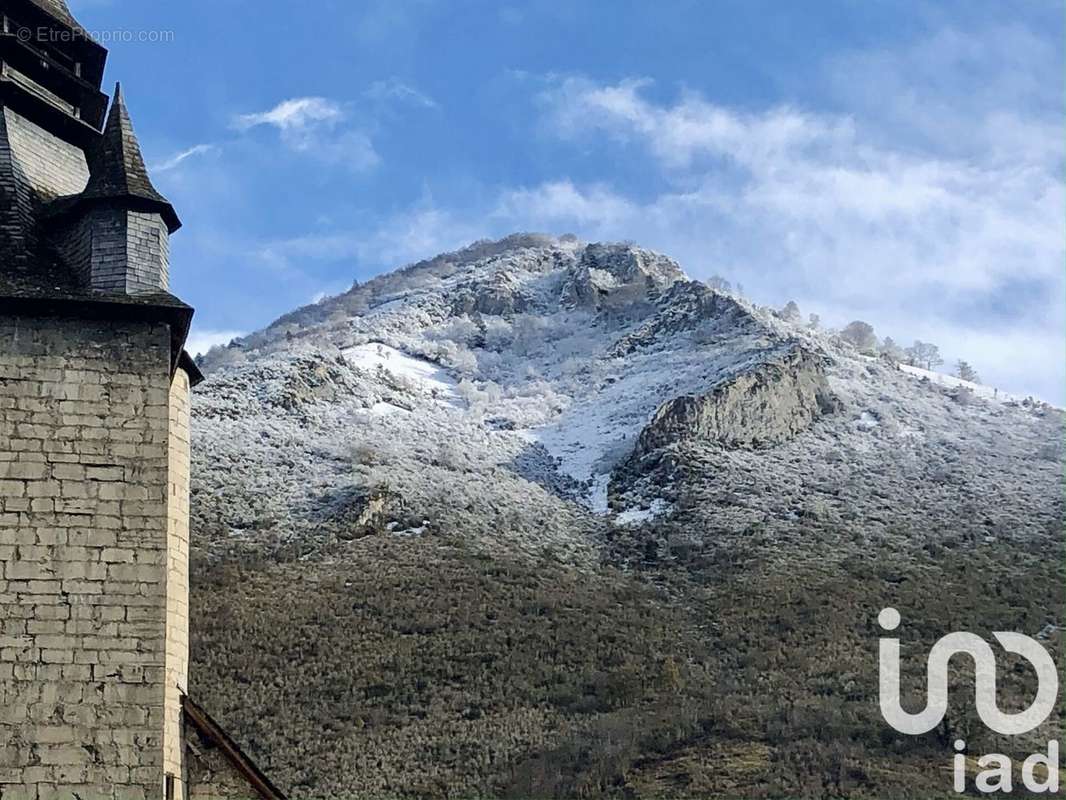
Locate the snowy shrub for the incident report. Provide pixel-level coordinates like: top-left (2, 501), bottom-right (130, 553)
top-left (429, 316), bottom-right (480, 346)
top-left (512, 315), bottom-right (544, 353)
top-left (951, 386), bottom-right (975, 406)
top-left (351, 442), bottom-right (383, 468)
top-left (430, 340), bottom-right (479, 375)
top-left (435, 442), bottom-right (472, 472)
top-left (456, 379), bottom-right (482, 407)
top-left (476, 350), bottom-right (503, 376)
top-left (778, 301), bottom-right (802, 324)
top-left (560, 357), bottom-right (587, 378)
top-left (483, 317), bottom-right (514, 351)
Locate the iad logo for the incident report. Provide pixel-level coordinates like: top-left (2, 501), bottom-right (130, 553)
top-left (877, 608), bottom-right (1060, 794)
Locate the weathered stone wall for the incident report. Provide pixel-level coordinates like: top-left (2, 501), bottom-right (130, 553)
top-left (164, 369), bottom-right (191, 799)
top-left (0, 314), bottom-right (174, 800)
top-left (185, 723), bottom-right (262, 800)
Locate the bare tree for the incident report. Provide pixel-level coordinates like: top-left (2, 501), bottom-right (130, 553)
top-left (906, 341), bottom-right (943, 370)
top-left (707, 275), bottom-right (732, 294)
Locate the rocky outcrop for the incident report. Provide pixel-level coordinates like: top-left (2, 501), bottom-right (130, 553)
top-left (450, 270), bottom-right (533, 316)
top-left (328, 485), bottom-right (403, 540)
top-left (609, 281), bottom-right (756, 357)
top-left (633, 346), bottom-right (838, 453)
top-left (562, 243), bottom-right (684, 309)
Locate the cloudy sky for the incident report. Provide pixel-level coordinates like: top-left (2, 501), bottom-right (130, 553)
top-left (70, 0), bottom-right (1064, 401)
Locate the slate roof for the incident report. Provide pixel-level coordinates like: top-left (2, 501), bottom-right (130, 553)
top-left (82, 83), bottom-right (181, 231)
top-left (26, 0), bottom-right (79, 28)
top-left (0, 23), bottom-right (192, 372)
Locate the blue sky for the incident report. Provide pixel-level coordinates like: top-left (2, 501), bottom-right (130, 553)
top-left (70, 0), bottom-right (1064, 401)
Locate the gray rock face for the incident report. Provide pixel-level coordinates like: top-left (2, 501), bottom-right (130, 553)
top-left (635, 346), bottom-right (837, 453)
top-left (562, 242), bottom-right (684, 309)
top-left (608, 282), bottom-right (755, 357)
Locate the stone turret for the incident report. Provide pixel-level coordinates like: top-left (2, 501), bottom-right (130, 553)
top-left (47, 84), bottom-right (181, 294)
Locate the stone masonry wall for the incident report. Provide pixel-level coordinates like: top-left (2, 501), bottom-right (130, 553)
top-left (185, 728), bottom-right (259, 800)
top-left (0, 314), bottom-right (174, 800)
top-left (164, 370), bottom-right (190, 799)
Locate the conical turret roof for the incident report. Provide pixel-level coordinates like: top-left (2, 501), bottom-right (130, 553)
top-left (83, 84), bottom-right (181, 231)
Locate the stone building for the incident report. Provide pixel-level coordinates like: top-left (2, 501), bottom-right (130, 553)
top-left (0, 2), bottom-right (284, 798)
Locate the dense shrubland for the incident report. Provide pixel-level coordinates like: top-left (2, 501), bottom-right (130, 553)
top-left (191, 530), bottom-right (1063, 799)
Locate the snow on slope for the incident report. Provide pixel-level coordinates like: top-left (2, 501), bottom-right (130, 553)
top-left (898, 363), bottom-right (1028, 405)
top-left (192, 235), bottom-right (1063, 560)
top-left (343, 343), bottom-right (462, 408)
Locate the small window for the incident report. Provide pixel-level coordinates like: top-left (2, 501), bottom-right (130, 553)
top-left (165, 775), bottom-right (176, 800)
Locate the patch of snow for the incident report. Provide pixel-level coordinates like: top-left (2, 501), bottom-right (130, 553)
top-left (366, 402), bottom-right (408, 416)
top-left (614, 499), bottom-right (670, 526)
top-left (588, 474), bottom-right (611, 515)
top-left (343, 343), bottom-right (461, 407)
top-left (856, 411), bottom-right (880, 431)
top-left (526, 342), bottom-right (783, 512)
top-left (899, 364), bottom-right (1023, 404)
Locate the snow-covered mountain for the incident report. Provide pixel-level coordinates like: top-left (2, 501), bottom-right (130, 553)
top-left (191, 233), bottom-right (1061, 563)
top-left (188, 234), bottom-right (1063, 799)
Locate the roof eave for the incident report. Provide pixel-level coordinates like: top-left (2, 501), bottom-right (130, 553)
top-left (182, 696), bottom-right (288, 800)
top-left (0, 291), bottom-right (195, 375)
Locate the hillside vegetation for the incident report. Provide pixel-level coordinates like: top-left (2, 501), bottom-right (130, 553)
top-left (189, 235), bottom-right (1063, 798)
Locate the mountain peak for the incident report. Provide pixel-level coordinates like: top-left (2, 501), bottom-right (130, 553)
top-left (193, 233), bottom-right (1060, 568)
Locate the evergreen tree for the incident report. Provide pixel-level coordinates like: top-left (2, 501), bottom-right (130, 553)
top-left (955, 360), bottom-right (980, 384)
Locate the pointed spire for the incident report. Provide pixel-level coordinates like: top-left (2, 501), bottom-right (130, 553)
top-left (83, 84), bottom-right (181, 232)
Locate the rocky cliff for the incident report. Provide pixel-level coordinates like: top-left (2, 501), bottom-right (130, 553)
top-left (635, 345), bottom-right (837, 453)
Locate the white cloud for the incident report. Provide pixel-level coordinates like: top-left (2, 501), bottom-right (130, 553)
top-left (234, 97), bottom-right (345, 132)
top-left (519, 67), bottom-right (1064, 402)
top-left (364, 79), bottom-right (438, 110)
top-left (256, 202), bottom-right (487, 275)
top-left (185, 329), bottom-right (246, 359)
top-left (152, 144), bottom-right (218, 173)
top-left (233, 97), bottom-right (380, 172)
top-left (542, 77), bottom-right (853, 171)
top-left (231, 27), bottom-right (1062, 402)
top-left (494, 181), bottom-right (636, 229)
